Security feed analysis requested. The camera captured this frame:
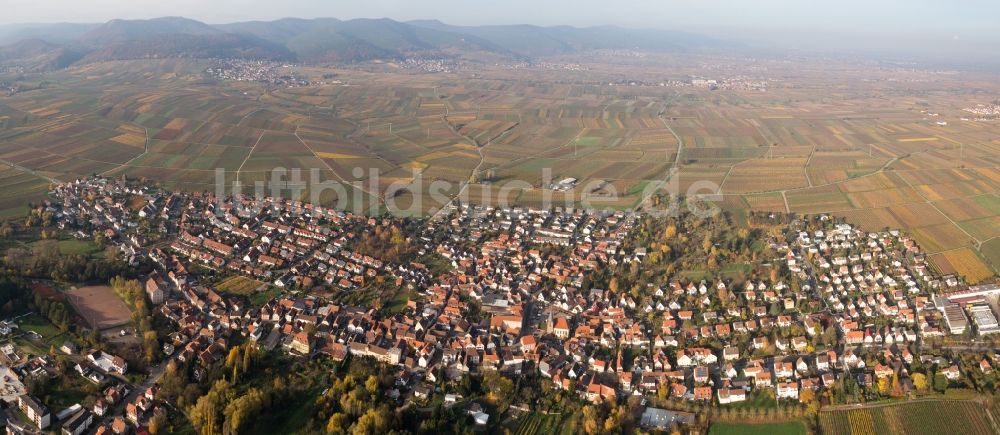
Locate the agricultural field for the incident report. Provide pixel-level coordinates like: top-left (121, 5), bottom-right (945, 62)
top-left (984, 239), bottom-right (1000, 274)
top-left (511, 412), bottom-right (563, 435)
top-left (0, 164), bottom-right (51, 217)
top-left (929, 248), bottom-right (997, 284)
top-left (215, 275), bottom-right (265, 295)
top-left (708, 421), bottom-right (806, 435)
top-left (818, 400), bottom-right (997, 435)
top-left (1, 55), bottom-right (999, 281)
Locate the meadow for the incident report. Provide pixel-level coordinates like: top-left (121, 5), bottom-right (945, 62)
top-left (708, 421), bottom-right (805, 435)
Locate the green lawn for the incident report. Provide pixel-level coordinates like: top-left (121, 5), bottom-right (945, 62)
top-left (19, 313), bottom-right (62, 339)
top-left (57, 239), bottom-right (101, 256)
top-left (28, 239), bottom-right (100, 257)
top-left (709, 421), bottom-right (806, 435)
top-left (250, 287), bottom-right (279, 306)
top-left (383, 288), bottom-right (417, 314)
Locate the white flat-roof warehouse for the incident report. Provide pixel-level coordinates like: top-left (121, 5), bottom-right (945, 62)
top-left (970, 305), bottom-right (1000, 334)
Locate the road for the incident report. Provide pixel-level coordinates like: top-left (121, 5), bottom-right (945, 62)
top-left (426, 116), bottom-right (515, 225)
top-left (92, 353), bottom-right (172, 431)
top-left (0, 157), bottom-right (61, 184)
top-left (632, 114), bottom-right (684, 213)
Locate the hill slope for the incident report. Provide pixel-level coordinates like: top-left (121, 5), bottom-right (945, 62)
top-left (0, 16), bottom-right (727, 69)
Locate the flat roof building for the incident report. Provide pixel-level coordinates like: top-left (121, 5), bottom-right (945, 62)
top-left (970, 305), bottom-right (1000, 334)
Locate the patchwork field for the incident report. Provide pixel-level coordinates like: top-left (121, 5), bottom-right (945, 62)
top-left (1, 56), bottom-right (999, 281)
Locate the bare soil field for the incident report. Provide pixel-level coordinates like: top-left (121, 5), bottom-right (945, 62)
top-left (65, 285), bottom-right (132, 330)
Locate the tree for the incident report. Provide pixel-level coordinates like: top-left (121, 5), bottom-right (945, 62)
top-left (365, 375), bottom-right (379, 396)
top-left (912, 373), bottom-right (928, 391)
top-left (149, 412), bottom-right (168, 435)
top-left (143, 330), bottom-right (159, 364)
top-left (223, 388), bottom-right (269, 435)
top-left (934, 373), bottom-right (948, 392)
top-left (351, 406), bottom-right (392, 435)
top-left (482, 371), bottom-right (514, 410)
top-left (877, 377), bottom-right (890, 395)
top-left (581, 405), bottom-right (601, 435)
top-left (890, 372), bottom-right (903, 397)
top-left (326, 413), bottom-right (348, 434)
top-left (799, 388), bottom-right (816, 405)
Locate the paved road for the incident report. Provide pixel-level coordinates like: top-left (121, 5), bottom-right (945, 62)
top-left (91, 351), bottom-right (172, 432)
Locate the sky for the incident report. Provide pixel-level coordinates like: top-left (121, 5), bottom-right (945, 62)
top-left (2, 0), bottom-right (998, 60)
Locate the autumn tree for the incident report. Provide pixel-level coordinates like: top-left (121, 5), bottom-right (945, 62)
top-left (912, 373), bottom-right (928, 391)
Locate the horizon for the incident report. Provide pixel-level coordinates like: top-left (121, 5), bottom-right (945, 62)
top-left (1, 0), bottom-right (998, 57)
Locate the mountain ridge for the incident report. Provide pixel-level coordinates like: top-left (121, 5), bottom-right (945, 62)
top-left (0, 16), bottom-right (726, 70)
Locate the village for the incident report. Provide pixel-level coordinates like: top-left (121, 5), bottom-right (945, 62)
top-left (2, 175), bottom-right (999, 433)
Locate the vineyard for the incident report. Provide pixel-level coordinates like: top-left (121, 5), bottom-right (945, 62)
top-left (818, 400), bottom-right (997, 435)
top-left (512, 413), bottom-right (563, 435)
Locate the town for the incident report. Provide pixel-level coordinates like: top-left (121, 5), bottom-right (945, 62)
top-left (204, 59), bottom-right (310, 87)
top-left (0, 175), bottom-right (995, 433)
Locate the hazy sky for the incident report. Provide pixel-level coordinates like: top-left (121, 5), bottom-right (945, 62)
top-left (3, 0), bottom-right (998, 61)
top-left (2, 0), bottom-right (996, 39)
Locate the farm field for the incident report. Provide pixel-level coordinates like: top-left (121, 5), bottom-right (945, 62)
top-left (1, 55), bottom-right (999, 281)
top-left (929, 248), bottom-right (996, 284)
top-left (818, 400), bottom-right (997, 435)
top-left (708, 421), bottom-right (806, 435)
top-left (511, 412), bottom-right (562, 435)
top-left (215, 275), bottom-right (265, 295)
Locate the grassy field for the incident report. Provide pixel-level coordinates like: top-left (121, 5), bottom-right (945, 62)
top-left (18, 313), bottom-right (63, 340)
top-left (215, 275), bottom-right (265, 295)
top-left (818, 400), bottom-right (996, 435)
top-left (383, 288), bottom-right (418, 314)
top-left (709, 421), bottom-right (805, 435)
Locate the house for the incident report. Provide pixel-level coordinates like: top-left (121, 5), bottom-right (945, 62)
top-left (718, 388), bottom-right (746, 404)
top-left (693, 386), bottom-right (712, 402)
top-left (722, 346), bottom-right (740, 361)
top-left (640, 408), bottom-right (695, 430)
top-left (288, 331), bottom-right (312, 355)
top-left (62, 410), bottom-right (94, 435)
top-left (18, 395), bottom-right (51, 429)
top-left (943, 365), bottom-right (961, 380)
top-left (111, 417), bottom-right (128, 434)
top-left (413, 385), bottom-right (431, 400)
top-left (777, 382), bottom-right (799, 400)
top-left (471, 411), bottom-right (490, 426)
top-left (146, 276), bottom-right (166, 305)
top-left (60, 341), bottom-right (78, 355)
top-left (86, 350), bottom-right (128, 375)
top-left (93, 399), bottom-right (109, 417)
top-left (552, 317), bottom-right (570, 338)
